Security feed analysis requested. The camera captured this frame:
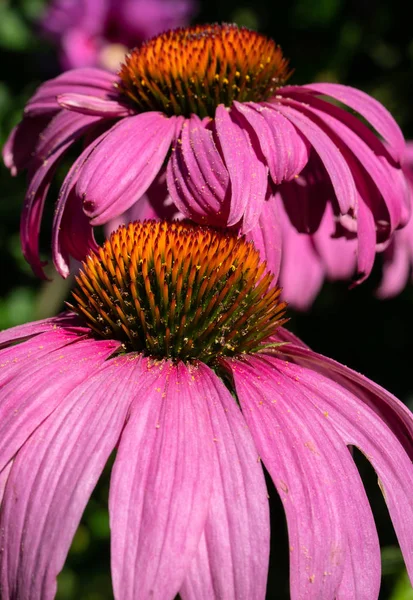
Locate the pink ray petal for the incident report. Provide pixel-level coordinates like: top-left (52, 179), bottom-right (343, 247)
top-left (0, 312), bottom-right (86, 348)
top-left (0, 354), bottom-right (136, 600)
top-left (20, 111), bottom-right (102, 278)
top-left (281, 343), bottom-right (413, 460)
top-left (278, 200), bottom-right (325, 311)
top-left (246, 192), bottom-right (282, 280)
top-left (0, 336), bottom-right (119, 473)
top-left (167, 115), bottom-right (231, 226)
top-left (180, 363), bottom-right (269, 600)
top-left (2, 116), bottom-right (49, 175)
top-left (226, 354), bottom-right (381, 599)
top-left (58, 92), bottom-right (131, 116)
top-left (284, 94), bottom-right (407, 232)
top-left (76, 112), bottom-right (180, 225)
top-left (233, 101), bottom-right (309, 184)
top-left (214, 105), bottom-right (268, 230)
top-left (25, 68), bottom-right (117, 116)
top-left (282, 360), bottom-right (413, 584)
top-left (297, 83), bottom-right (405, 162)
top-left (273, 103), bottom-right (356, 215)
top-left (110, 360), bottom-right (214, 600)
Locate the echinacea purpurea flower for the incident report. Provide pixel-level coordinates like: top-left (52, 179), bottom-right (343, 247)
top-left (3, 24), bottom-right (409, 283)
top-left (1, 220), bottom-right (413, 600)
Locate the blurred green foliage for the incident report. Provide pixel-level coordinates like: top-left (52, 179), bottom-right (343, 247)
top-left (1, 0), bottom-right (413, 598)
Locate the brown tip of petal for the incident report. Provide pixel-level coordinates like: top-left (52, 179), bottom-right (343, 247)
top-left (118, 23), bottom-right (291, 118)
top-left (70, 220), bottom-right (287, 362)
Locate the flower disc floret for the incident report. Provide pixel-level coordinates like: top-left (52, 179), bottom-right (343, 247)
top-left (70, 220), bottom-right (287, 361)
top-left (118, 23), bottom-right (291, 117)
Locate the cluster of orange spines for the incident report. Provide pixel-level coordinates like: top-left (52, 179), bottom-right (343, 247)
top-left (118, 23), bottom-right (291, 117)
top-left (70, 221), bottom-right (287, 362)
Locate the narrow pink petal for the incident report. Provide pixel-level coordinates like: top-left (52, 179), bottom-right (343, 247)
top-left (233, 101), bottom-right (309, 183)
top-left (284, 94), bottom-right (407, 232)
top-left (0, 355), bottom-right (135, 600)
top-left (20, 112), bottom-right (102, 278)
top-left (282, 360), bottom-right (413, 584)
top-left (377, 215), bottom-right (413, 298)
top-left (281, 343), bottom-right (413, 460)
top-left (298, 83), bottom-right (405, 162)
top-left (313, 204), bottom-right (357, 281)
top-left (52, 123), bottom-right (116, 276)
top-left (167, 116), bottom-right (231, 226)
top-left (25, 68), bottom-right (117, 116)
top-left (0, 461), bottom-right (12, 507)
top-left (226, 354), bottom-right (381, 599)
top-left (278, 200), bottom-right (325, 311)
top-left (110, 360), bottom-right (214, 600)
top-left (0, 335), bottom-right (119, 473)
top-left (246, 193), bottom-right (282, 280)
top-left (76, 113), bottom-right (179, 225)
top-left (0, 329), bottom-right (85, 386)
top-left (58, 188), bottom-right (99, 263)
top-left (2, 116), bottom-right (49, 175)
top-left (180, 363), bottom-right (270, 600)
top-left (214, 105), bottom-right (268, 230)
top-left (58, 92), bottom-right (131, 116)
top-left (0, 312), bottom-right (86, 348)
top-left (273, 103), bottom-right (356, 214)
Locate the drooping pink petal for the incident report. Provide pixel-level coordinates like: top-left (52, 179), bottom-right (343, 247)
top-left (20, 112), bottom-right (102, 278)
top-left (0, 354), bottom-right (134, 600)
top-left (273, 103), bottom-right (356, 215)
top-left (226, 354), bottom-right (381, 599)
top-left (278, 201), bottom-right (325, 311)
top-left (297, 83), bottom-right (405, 163)
top-left (110, 360), bottom-right (214, 600)
top-left (0, 312), bottom-right (86, 348)
top-left (246, 192), bottom-right (282, 280)
top-left (283, 94), bottom-right (407, 232)
top-left (25, 68), bottom-right (117, 116)
top-left (2, 116), bottom-right (50, 175)
top-left (279, 154), bottom-right (328, 234)
top-left (167, 115), bottom-right (231, 227)
top-left (52, 121), bottom-right (117, 276)
top-left (180, 363), bottom-right (270, 600)
top-left (0, 335), bottom-right (119, 473)
top-left (313, 204), bottom-right (357, 281)
top-left (58, 92), bottom-right (132, 116)
top-left (281, 343), bottom-right (413, 460)
top-left (377, 214), bottom-right (413, 298)
top-left (214, 105), bottom-right (268, 231)
top-left (76, 112), bottom-right (180, 225)
top-left (233, 101), bottom-right (309, 184)
top-left (58, 188), bottom-right (99, 265)
top-left (281, 360), bottom-right (413, 584)
top-left (0, 461), bottom-right (12, 507)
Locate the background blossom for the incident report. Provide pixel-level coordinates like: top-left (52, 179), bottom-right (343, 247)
top-left (41, 0), bottom-right (196, 70)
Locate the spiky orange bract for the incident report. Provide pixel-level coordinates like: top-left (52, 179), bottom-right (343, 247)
top-left (70, 221), bottom-right (287, 362)
top-left (118, 23), bottom-right (291, 118)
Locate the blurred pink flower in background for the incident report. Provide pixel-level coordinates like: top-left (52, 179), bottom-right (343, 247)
top-left (41, 0), bottom-right (196, 71)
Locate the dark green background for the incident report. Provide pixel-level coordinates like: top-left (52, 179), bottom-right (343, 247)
top-left (0, 0), bottom-right (412, 597)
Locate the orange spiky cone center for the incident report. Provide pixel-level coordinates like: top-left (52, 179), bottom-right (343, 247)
top-left (70, 220), bottom-right (288, 363)
top-left (118, 23), bottom-right (291, 118)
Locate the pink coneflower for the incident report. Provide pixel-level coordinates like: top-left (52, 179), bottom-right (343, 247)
top-left (0, 220), bottom-right (412, 599)
top-left (41, 0), bottom-right (196, 71)
top-left (3, 24), bottom-right (409, 281)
